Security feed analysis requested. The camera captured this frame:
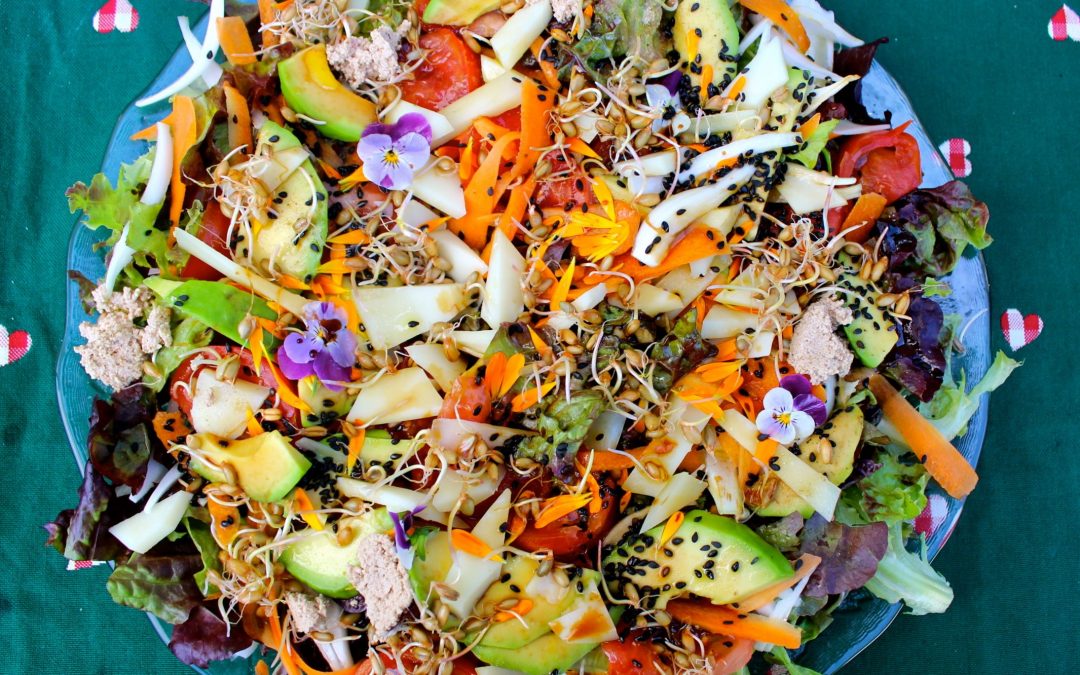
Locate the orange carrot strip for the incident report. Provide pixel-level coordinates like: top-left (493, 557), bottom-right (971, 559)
top-left (495, 598), bottom-right (534, 622)
top-left (152, 411), bottom-right (191, 449)
top-left (457, 131), bottom-right (521, 248)
top-left (222, 84), bottom-right (253, 154)
top-left (293, 487), bottom-right (325, 531)
top-left (167, 95), bottom-right (198, 228)
top-left (841, 192), bottom-right (888, 242)
top-left (327, 229), bottom-right (371, 245)
top-left (499, 174), bottom-right (536, 239)
top-left (217, 16), bottom-right (257, 66)
top-left (576, 447), bottom-right (649, 471)
top-left (257, 0), bottom-right (279, 49)
top-left (346, 427), bottom-right (366, 473)
top-left (738, 0), bottom-right (811, 52)
top-left (474, 117), bottom-right (513, 141)
top-left (566, 136), bottom-right (600, 160)
top-left (511, 381), bottom-right (557, 412)
top-left (734, 554), bottom-right (821, 613)
top-left (603, 226), bottom-right (727, 283)
top-left (666, 600), bottom-right (803, 649)
top-left (870, 374), bottom-right (979, 498)
top-left (512, 80), bottom-right (554, 182)
top-left (460, 137), bottom-right (478, 183)
top-left (745, 438), bottom-right (780, 478)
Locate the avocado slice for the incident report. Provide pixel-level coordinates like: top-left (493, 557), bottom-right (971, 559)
top-left (673, 0), bottom-right (741, 99)
top-left (473, 628), bottom-right (605, 675)
top-left (755, 406), bottom-right (866, 517)
top-left (603, 510), bottom-right (793, 610)
top-left (408, 528), bottom-right (455, 607)
top-left (249, 122), bottom-right (328, 283)
top-left (836, 272), bottom-right (900, 368)
top-left (143, 277), bottom-right (277, 348)
top-left (278, 45), bottom-right (378, 141)
top-left (476, 557), bottom-right (600, 650)
top-left (298, 376), bottom-right (357, 428)
top-left (423, 0), bottom-right (502, 26)
top-left (189, 431), bottom-right (311, 502)
top-left (280, 508), bottom-right (394, 598)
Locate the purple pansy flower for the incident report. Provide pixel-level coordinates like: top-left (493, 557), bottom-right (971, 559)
top-left (276, 302), bottom-right (358, 391)
top-left (356, 112), bottom-right (432, 190)
top-left (755, 374), bottom-right (828, 445)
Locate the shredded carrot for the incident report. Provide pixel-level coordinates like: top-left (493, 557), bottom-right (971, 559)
top-left (584, 470), bottom-right (602, 514)
top-left (257, 0), bottom-right (279, 49)
top-left (576, 446), bottom-right (649, 471)
top-left (495, 598), bottom-right (534, 622)
top-left (217, 16), bottom-right (257, 66)
top-left (222, 84), bottom-right (253, 155)
top-left (485, 351), bottom-right (509, 397)
top-left (451, 528), bottom-right (500, 561)
top-left (167, 95), bottom-right (198, 228)
top-left (738, 0), bottom-right (811, 52)
top-left (841, 192), bottom-right (888, 243)
top-left (599, 226), bottom-right (727, 283)
top-left (457, 131), bottom-right (521, 248)
top-left (346, 426), bottom-right (366, 473)
top-left (747, 438), bottom-right (780, 479)
top-left (535, 493), bottom-right (593, 528)
top-left (798, 112), bottom-right (822, 140)
top-left (511, 380), bottom-right (557, 412)
top-left (290, 642), bottom-right (362, 675)
top-left (293, 487), bottom-right (325, 531)
top-left (460, 137), bottom-right (478, 183)
top-left (734, 554), bottom-right (821, 613)
top-left (870, 374), bottom-right (979, 499)
top-left (566, 136), bottom-right (601, 160)
top-left (512, 80), bottom-right (555, 182)
top-left (499, 174), bottom-right (537, 239)
top-left (506, 512), bottom-right (527, 545)
top-left (667, 599), bottom-right (802, 649)
top-left (659, 511), bottom-right (685, 549)
top-left (474, 116), bottom-right (514, 141)
top-left (152, 411), bottom-right (191, 449)
top-left (208, 496), bottom-right (241, 547)
top-left (317, 158), bottom-right (342, 180)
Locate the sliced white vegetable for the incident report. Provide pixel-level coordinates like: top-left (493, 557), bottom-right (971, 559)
top-left (656, 258), bottom-right (727, 316)
top-left (384, 100), bottom-right (456, 148)
top-left (614, 149), bottom-right (680, 177)
top-left (244, 146), bottom-right (311, 195)
top-left (336, 477), bottom-right (458, 526)
top-left (689, 254), bottom-right (716, 278)
top-left (701, 305), bottom-right (762, 340)
top-left (189, 369), bottom-right (271, 439)
top-left (704, 448), bottom-right (743, 517)
top-left (712, 265), bottom-right (768, 311)
top-left (145, 465), bottom-right (183, 510)
top-left (780, 36), bottom-right (840, 81)
top-left (717, 409), bottom-right (760, 455)
top-left (739, 16), bottom-right (774, 54)
top-left (179, 15), bottom-right (224, 88)
top-left (635, 284), bottom-right (685, 316)
top-left (109, 490), bottom-right (193, 554)
top-left (136, 0), bottom-right (224, 107)
top-left (639, 472), bottom-right (708, 533)
top-left (491, 0), bottom-right (551, 70)
top-left (583, 410), bottom-right (627, 451)
top-left (471, 489), bottom-right (512, 550)
top-left (776, 163), bottom-right (856, 215)
top-left (571, 282), bottom-right (608, 312)
top-left (770, 445), bottom-right (841, 520)
top-left (141, 123), bottom-right (174, 206)
top-left (429, 228), bottom-right (488, 282)
top-left (445, 549), bottom-right (502, 619)
top-left (174, 229), bottom-right (309, 316)
top-left (440, 70), bottom-right (528, 139)
top-left (398, 199), bottom-right (441, 229)
top-left (412, 160), bottom-right (467, 218)
top-left (790, 0), bottom-right (864, 46)
top-left (623, 401), bottom-right (707, 496)
top-left (574, 111), bottom-right (601, 143)
top-left (738, 34), bottom-right (790, 110)
top-left (801, 75), bottom-right (860, 117)
top-left (352, 283), bottom-right (468, 350)
top-left (129, 459), bottom-right (168, 504)
top-left (104, 225), bottom-right (137, 295)
top-left (678, 133), bottom-right (801, 184)
top-left (346, 367), bottom-right (443, 426)
top-left (746, 330), bottom-right (776, 358)
top-left (525, 568), bottom-right (570, 605)
top-left (429, 418), bottom-right (535, 453)
top-left (832, 120), bottom-right (893, 137)
top-left (480, 54), bottom-right (507, 83)
top-left (448, 329), bottom-right (497, 357)
top-left (685, 109), bottom-right (762, 138)
top-left (481, 229), bottom-right (526, 328)
top-left (632, 165), bottom-right (756, 267)
top-left (549, 581), bottom-right (619, 644)
top-left (432, 468), bottom-right (502, 515)
top-left (405, 343), bottom-right (466, 391)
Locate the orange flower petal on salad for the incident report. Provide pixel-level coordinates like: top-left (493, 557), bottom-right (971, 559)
top-left (511, 381), bottom-right (557, 413)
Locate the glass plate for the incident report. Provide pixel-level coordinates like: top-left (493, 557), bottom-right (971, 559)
top-left (55, 12), bottom-right (991, 674)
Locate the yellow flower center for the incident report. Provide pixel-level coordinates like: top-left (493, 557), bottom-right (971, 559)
top-left (775, 411), bottom-right (793, 426)
top-left (383, 149), bottom-right (400, 166)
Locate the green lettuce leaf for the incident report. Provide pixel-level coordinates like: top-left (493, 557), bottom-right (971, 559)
top-left (184, 517), bottom-right (222, 596)
top-left (919, 349), bottom-right (1021, 442)
top-left (788, 119), bottom-right (840, 168)
top-left (516, 389), bottom-right (606, 482)
top-left (106, 554), bottom-right (204, 624)
top-left (575, 0), bottom-right (664, 66)
top-left (881, 181), bottom-right (991, 276)
top-left (864, 523), bottom-right (953, 615)
top-left (769, 647), bottom-right (824, 675)
top-left (837, 448), bottom-right (929, 526)
top-left (145, 317), bottom-right (213, 391)
top-left (67, 149), bottom-right (156, 235)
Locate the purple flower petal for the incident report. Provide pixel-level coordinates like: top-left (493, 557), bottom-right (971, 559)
top-left (305, 301), bottom-right (347, 326)
top-left (393, 112), bottom-right (433, 142)
top-left (389, 511), bottom-right (410, 550)
top-left (793, 393), bottom-right (828, 426)
top-left (312, 351), bottom-right (351, 391)
top-left (661, 70), bottom-right (683, 95)
top-left (276, 345), bottom-right (316, 381)
top-left (281, 332), bottom-right (319, 365)
top-left (324, 329), bottom-right (358, 368)
top-left (780, 374), bottom-right (813, 397)
top-left (395, 132), bottom-right (432, 171)
top-left (361, 121), bottom-right (397, 139)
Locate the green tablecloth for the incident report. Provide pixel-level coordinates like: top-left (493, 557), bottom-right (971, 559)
top-left (1, 1), bottom-right (1076, 672)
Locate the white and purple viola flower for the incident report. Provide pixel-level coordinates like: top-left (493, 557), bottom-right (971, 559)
top-left (277, 301), bottom-right (358, 391)
top-left (755, 374), bottom-right (828, 445)
top-left (356, 112), bottom-right (432, 190)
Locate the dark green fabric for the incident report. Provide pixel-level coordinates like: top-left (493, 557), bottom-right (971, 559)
top-left (0, 1), bottom-right (1075, 673)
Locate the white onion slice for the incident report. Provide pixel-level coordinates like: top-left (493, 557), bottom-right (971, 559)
top-left (136, 0), bottom-right (225, 107)
top-left (140, 123), bottom-right (174, 206)
top-left (179, 16), bottom-right (224, 89)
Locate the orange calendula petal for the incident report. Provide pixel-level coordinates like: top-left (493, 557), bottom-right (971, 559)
top-left (659, 511), bottom-right (685, 549)
top-left (500, 353), bottom-right (527, 397)
top-left (485, 351), bottom-right (509, 398)
top-left (511, 381), bottom-right (557, 412)
top-left (293, 488), bottom-right (325, 531)
top-left (346, 426), bottom-right (365, 473)
top-left (534, 493), bottom-right (593, 528)
top-left (451, 529), bottom-right (502, 561)
top-left (549, 257), bottom-right (576, 309)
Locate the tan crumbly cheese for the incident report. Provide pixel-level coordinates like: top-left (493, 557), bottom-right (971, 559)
top-left (74, 285), bottom-right (172, 391)
top-left (529, 0), bottom-right (582, 24)
top-left (285, 592), bottom-right (333, 634)
top-left (326, 23), bottom-right (410, 88)
top-left (346, 533), bottom-right (413, 637)
top-left (788, 296), bottom-right (854, 386)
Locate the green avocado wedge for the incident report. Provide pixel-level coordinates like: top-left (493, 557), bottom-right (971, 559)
top-left (472, 627), bottom-right (605, 675)
top-left (423, 0), bottom-right (502, 26)
top-left (278, 45), bottom-right (378, 141)
top-left (280, 508), bottom-right (394, 598)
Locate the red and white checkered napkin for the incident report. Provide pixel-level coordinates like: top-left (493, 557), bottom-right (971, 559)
top-left (938, 138), bottom-right (972, 178)
top-left (914, 493), bottom-right (947, 537)
top-left (67, 560), bottom-right (109, 571)
top-left (0, 326), bottom-right (31, 367)
top-left (93, 0), bottom-right (140, 34)
top-left (1000, 309), bottom-right (1044, 351)
top-left (1049, 4), bottom-right (1080, 41)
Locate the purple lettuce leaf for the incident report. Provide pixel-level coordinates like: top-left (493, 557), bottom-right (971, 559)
top-left (882, 295), bottom-right (947, 402)
top-left (88, 392), bottom-right (155, 489)
top-left (169, 606), bottom-right (254, 668)
top-left (799, 515), bottom-right (889, 597)
top-left (44, 463), bottom-right (129, 561)
top-left (831, 38), bottom-right (891, 125)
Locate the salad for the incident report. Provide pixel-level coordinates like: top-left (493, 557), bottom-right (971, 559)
top-left (50, 0), bottom-right (1019, 673)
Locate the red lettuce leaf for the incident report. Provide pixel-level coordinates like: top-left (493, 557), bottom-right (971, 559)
top-left (169, 606), bottom-right (254, 668)
top-left (44, 463), bottom-right (130, 561)
top-left (831, 38), bottom-right (891, 125)
top-left (799, 515), bottom-right (889, 597)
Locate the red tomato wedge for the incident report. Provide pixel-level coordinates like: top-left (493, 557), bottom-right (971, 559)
top-left (399, 28), bottom-right (482, 111)
top-left (180, 200), bottom-right (232, 280)
top-left (601, 635), bottom-right (662, 674)
top-left (836, 122), bottom-right (922, 204)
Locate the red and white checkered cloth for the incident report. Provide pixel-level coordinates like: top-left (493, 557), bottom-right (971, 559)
top-left (938, 138), bottom-right (972, 178)
top-left (66, 560), bottom-right (109, 571)
top-left (1001, 309), bottom-right (1044, 351)
top-left (0, 326), bottom-right (31, 367)
top-left (93, 0), bottom-right (140, 34)
top-left (1049, 4), bottom-right (1080, 41)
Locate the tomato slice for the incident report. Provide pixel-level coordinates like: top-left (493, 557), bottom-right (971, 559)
top-left (835, 122), bottom-right (922, 204)
top-left (180, 200), bottom-right (231, 281)
top-left (438, 371), bottom-right (492, 422)
top-left (169, 345), bottom-right (301, 427)
top-left (601, 635), bottom-right (662, 674)
top-left (514, 484), bottom-right (617, 558)
top-left (706, 636), bottom-right (756, 675)
top-left (534, 159), bottom-right (594, 210)
top-left (399, 28), bottom-right (482, 111)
